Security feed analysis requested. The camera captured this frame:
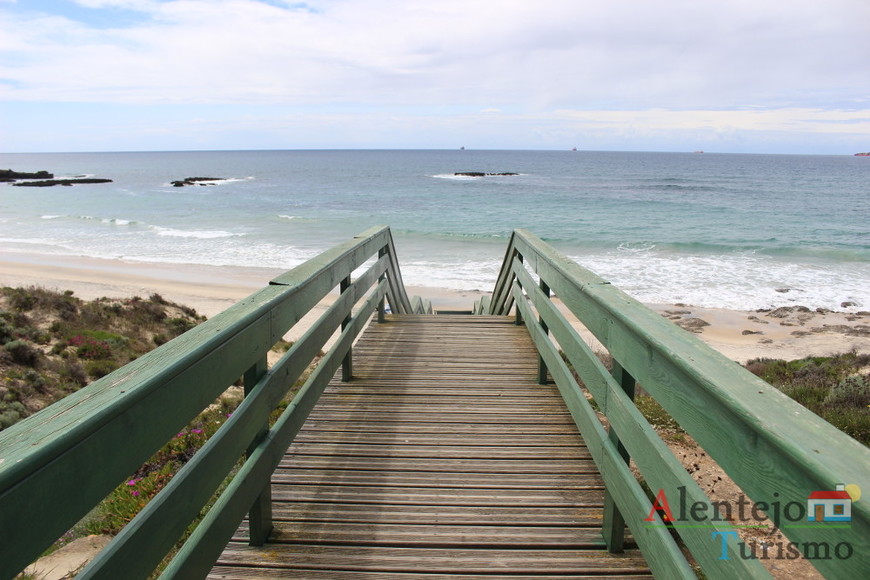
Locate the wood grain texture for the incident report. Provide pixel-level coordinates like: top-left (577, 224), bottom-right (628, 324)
top-left (210, 315), bottom-right (651, 578)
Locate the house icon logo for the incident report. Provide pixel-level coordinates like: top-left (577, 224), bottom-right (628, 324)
top-left (807, 484), bottom-right (855, 522)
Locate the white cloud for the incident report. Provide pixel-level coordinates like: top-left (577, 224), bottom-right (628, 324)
top-left (0, 0), bottom-right (868, 152)
top-left (1, 0), bottom-right (867, 108)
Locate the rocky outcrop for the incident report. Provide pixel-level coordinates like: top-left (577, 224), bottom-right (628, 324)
top-left (0, 169), bottom-right (54, 182)
top-left (12, 178), bottom-right (113, 187)
top-left (171, 177), bottom-right (226, 187)
top-left (454, 172), bottom-right (519, 177)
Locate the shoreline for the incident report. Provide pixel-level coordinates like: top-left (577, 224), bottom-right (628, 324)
top-left (2, 253), bottom-right (868, 362)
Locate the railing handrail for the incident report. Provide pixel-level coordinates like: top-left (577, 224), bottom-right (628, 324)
top-left (486, 229), bottom-right (869, 579)
top-left (0, 226), bottom-right (414, 579)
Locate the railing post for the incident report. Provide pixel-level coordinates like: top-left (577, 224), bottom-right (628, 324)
top-left (601, 360), bottom-right (636, 552)
top-left (341, 275), bottom-right (353, 381)
top-left (514, 253), bottom-right (524, 325)
top-left (244, 355), bottom-right (272, 546)
top-left (538, 279), bottom-right (550, 385)
top-left (378, 248), bottom-right (387, 323)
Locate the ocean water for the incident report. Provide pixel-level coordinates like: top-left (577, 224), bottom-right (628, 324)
top-left (1, 150), bottom-right (868, 311)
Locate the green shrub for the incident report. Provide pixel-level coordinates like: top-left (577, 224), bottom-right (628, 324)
top-left (23, 369), bottom-right (47, 392)
top-left (746, 354), bottom-right (870, 445)
top-left (128, 298), bottom-right (167, 326)
top-left (167, 317), bottom-right (196, 336)
top-left (5, 340), bottom-right (40, 366)
top-left (0, 317), bottom-right (13, 345)
top-left (0, 401), bottom-right (27, 429)
top-left (69, 335), bottom-right (113, 360)
top-left (826, 375), bottom-right (870, 408)
top-left (84, 359), bottom-right (119, 378)
top-left (58, 360), bottom-right (88, 388)
top-left (4, 288), bottom-right (36, 311)
top-left (13, 325), bottom-right (51, 345)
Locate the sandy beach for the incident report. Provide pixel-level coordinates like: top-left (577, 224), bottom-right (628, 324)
top-left (2, 253), bottom-right (868, 362)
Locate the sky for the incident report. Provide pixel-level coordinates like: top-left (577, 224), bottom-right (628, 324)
top-left (1, 0), bottom-right (869, 154)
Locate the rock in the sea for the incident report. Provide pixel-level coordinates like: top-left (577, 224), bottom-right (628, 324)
top-left (0, 169), bottom-right (54, 182)
top-left (454, 172), bottom-right (519, 177)
top-left (171, 177), bottom-right (227, 187)
top-left (12, 178), bottom-right (112, 187)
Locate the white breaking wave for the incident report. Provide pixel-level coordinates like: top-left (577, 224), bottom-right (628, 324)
top-left (119, 241), bottom-right (318, 270)
top-left (398, 249), bottom-right (870, 311)
top-left (431, 173), bottom-right (480, 181)
top-left (575, 250), bottom-right (870, 311)
top-left (401, 259), bottom-right (501, 292)
top-left (152, 226), bottom-right (243, 239)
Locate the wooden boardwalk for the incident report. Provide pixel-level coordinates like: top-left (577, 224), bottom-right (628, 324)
top-left (210, 315), bottom-right (651, 578)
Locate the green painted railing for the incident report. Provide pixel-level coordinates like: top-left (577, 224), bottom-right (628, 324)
top-left (0, 226), bottom-right (420, 579)
top-left (481, 229), bottom-right (869, 579)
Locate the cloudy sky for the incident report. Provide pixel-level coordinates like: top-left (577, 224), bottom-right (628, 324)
top-left (1, 0), bottom-right (868, 153)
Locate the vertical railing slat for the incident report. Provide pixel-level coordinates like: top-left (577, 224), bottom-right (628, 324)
top-left (601, 361), bottom-right (635, 552)
top-left (378, 248), bottom-right (387, 322)
top-left (537, 279), bottom-right (550, 385)
top-left (340, 275), bottom-right (353, 381)
top-left (244, 355), bottom-right (272, 546)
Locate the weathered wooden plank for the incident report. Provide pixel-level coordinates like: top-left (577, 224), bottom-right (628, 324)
top-left (208, 567), bottom-right (653, 580)
top-left (314, 395), bottom-right (566, 406)
top-left (298, 420), bottom-right (580, 434)
top-left (285, 443), bottom-right (591, 459)
top-left (271, 485), bottom-right (602, 506)
top-left (320, 385), bottom-right (556, 395)
top-left (277, 456), bottom-right (595, 474)
top-left (271, 469), bottom-right (602, 488)
top-left (304, 408), bottom-right (574, 419)
top-left (269, 502), bottom-right (606, 526)
top-left (291, 432), bottom-right (584, 446)
top-left (235, 522), bottom-right (612, 547)
top-left (215, 544), bottom-right (651, 574)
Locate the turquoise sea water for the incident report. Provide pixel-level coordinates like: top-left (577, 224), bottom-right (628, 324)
top-left (1, 150), bottom-right (868, 310)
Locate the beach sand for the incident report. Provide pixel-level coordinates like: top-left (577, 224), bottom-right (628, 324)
top-left (2, 253), bottom-right (868, 361)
